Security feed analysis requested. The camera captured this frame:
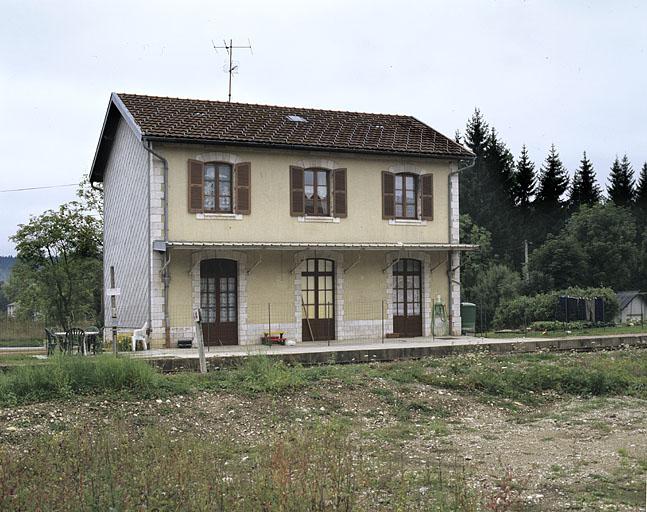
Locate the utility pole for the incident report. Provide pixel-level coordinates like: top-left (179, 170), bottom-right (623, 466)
top-left (212, 39), bottom-right (253, 102)
top-left (523, 240), bottom-right (530, 282)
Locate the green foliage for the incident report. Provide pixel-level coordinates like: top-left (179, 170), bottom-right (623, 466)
top-left (527, 235), bottom-right (587, 291)
top-left (564, 204), bottom-right (638, 289)
top-left (421, 351), bottom-right (646, 403)
top-left (607, 155), bottom-right (635, 207)
top-left (467, 263), bottom-right (521, 330)
top-left (0, 282), bottom-right (8, 312)
top-left (0, 256), bottom-right (15, 283)
top-left (459, 214), bottom-right (493, 297)
top-left (512, 144), bottom-right (535, 208)
top-left (568, 151), bottom-right (601, 210)
top-left (528, 320), bottom-right (591, 331)
top-left (181, 355), bottom-right (310, 395)
top-left (0, 355), bottom-right (170, 405)
top-left (527, 203), bottom-right (639, 292)
top-left (493, 287), bottom-right (619, 329)
top-left (536, 144), bottom-right (569, 207)
top-left (6, 200), bottom-right (102, 329)
top-left (636, 162), bottom-right (647, 210)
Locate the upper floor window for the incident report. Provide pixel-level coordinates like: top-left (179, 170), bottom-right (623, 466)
top-left (304, 169), bottom-right (329, 216)
top-left (382, 171), bottom-right (434, 221)
top-left (187, 159), bottom-right (251, 215)
top-left (394, 173), bottom-right (417, 219)
top-left (290, 166), bottom-right (347, 218)
top-left (204, 163), bottom-right (232, 213)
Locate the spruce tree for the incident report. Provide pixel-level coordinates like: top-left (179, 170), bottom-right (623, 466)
top-left (533, 144), bottom-right (569, 243)
top-left (512, 145), bottom-right (536, 208)
top-left (607, 154), bottom-right (635, 207)
top-left (536, 144), bottom-right (569, 206)
top-left (460, 109), bottom-right (489, 226)
top-left (568, 151), bottom-right (601, 209)
top-left (484, 127), bottom-right (515, 203)
top-left (634, 162), bottom-right (647, 210)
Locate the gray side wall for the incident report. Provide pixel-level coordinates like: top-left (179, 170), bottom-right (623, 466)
top-left (103, 118), bottom-right (149, 328)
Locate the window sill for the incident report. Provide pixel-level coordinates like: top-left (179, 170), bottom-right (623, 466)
top-left (196, 212), bottom-right (243, 221)
top-left (388, 218), bottom-right (428, 226)
top-left (297, 215), bottom-right (341, 224)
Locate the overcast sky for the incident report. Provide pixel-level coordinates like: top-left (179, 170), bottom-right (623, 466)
top-left (1, 0), bottom-right (646, 255)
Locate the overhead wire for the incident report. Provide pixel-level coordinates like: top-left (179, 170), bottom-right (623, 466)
top-left (0, 184), bottom-right (78, 193)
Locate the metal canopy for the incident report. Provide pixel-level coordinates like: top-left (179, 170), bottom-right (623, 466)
top-left (155, 240), bottom-right (479, 252)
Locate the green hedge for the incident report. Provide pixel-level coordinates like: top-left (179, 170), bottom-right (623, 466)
top-left (493, 287), bottom-right (619, 329)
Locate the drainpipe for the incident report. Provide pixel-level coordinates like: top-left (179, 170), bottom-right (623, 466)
top-left (89, 179), bottom-right (105, 332)
top-left (141, 140), bottom-right (171, 347)
top-left (447, 158), bottom-right (475, 335)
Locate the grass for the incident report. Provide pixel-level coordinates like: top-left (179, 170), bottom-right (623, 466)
top-left (0, 420), bottom-right (482, 511)
top-left (1, 349), bottom-right (645, 407)
top-left (1, 350), bottom-right (645, 510)
top-left (482, 324), bottom-right (647, 338)
top-left (0, 339), bottom-right (44, 348)
top-left (0, 354), bottom-right (179, 405)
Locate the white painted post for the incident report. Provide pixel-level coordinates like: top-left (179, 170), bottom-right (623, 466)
top-left (193, 308), bottom-right (207, 374)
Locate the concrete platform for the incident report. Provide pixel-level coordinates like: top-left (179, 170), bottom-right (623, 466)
top-left (131, 332), bottom-right (647, 372)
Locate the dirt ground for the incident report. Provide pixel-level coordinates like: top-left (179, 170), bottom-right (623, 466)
top-left (1, 378), bottom-right (645, 510)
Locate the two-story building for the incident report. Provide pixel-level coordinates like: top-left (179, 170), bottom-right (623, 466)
top-left (89, 93), bottom-right (476, 348)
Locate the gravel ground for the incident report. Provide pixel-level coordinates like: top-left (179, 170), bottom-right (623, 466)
top-left (1, 379), bottom-right (645, 510)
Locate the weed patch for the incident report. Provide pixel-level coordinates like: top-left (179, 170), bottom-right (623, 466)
top-left (0, 421), bottom-right (481, 511)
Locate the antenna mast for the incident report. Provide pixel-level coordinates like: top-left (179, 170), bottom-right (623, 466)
top-left (212, 38), bottom-right (253, 102)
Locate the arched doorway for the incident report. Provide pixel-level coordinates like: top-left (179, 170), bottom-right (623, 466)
top-left (200, 259), bottom-right (238, 345)
top-left (392, 258), bottom-right (422, 337)
top-left (301, 258), bottom-right (335, 341)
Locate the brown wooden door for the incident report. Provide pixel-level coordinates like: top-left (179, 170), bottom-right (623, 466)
top-left (200, 259), bottom-right (238, 345)
top-left (301, 258), bottom-right (335, 341)
top-left (392, 259), bottom-right (422, 337)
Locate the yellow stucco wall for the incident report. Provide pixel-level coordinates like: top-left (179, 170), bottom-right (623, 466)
top-left (155, 143), bottom-right (452, 245)
top-left (166, 249), bottom-right (451, 329)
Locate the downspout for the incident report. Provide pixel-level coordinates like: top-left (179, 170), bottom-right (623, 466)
top-left (447, 158), bottom-right (475, 335)
top-left (141, 140), bottom-right (171, 347)
top-left (90, 179), bottom-right (105, 332)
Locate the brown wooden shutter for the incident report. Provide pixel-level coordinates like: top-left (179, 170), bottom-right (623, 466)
top-left (382, 171), bottom-right (395, 219)
top-left (234, 162), bottom-right (251, 214)
top-left (332, 168), bottom-right (347, 218)
top-left (421, 173), bottom-right (434, 220)
top-left (188, 159), bottom-right (204, 213)
top-left (290, 166), bottom-right (305, 216)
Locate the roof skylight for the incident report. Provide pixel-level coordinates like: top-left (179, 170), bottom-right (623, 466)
top-left (286, 114), bottom-right (307, 122)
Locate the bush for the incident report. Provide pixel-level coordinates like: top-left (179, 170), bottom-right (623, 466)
top-left (0, 354), bottom-right (172, 405)
top-left (528, 320), bottom-right (591, 332)
top-left (493, 287), bottom-right (619, 329)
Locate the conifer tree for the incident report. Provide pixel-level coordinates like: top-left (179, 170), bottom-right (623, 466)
top-left (607, 155), bottom-right (635, 207)
top-left (460, 109), bottom-right (489, 225)
top-left (568, 151), bottom-right (601, 209)
top-left (533, 144), bottom-right (569, 243)
top-left (634, 162), bottom-right (647, 210)
top-left (535, 144), bottom-right (569, 206)
top-left (484, 128), bottom-right (515, 203)
top-left (512, 145), bottom-right (535, 208)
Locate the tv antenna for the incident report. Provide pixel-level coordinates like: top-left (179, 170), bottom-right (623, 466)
top-left (212, 38), bottom-right (253, 102)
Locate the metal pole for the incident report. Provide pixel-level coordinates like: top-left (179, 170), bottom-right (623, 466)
top-left (228, 39), bottom-right (233, 102)
top-left (381, 300), bottom-right (385, 344)
top-left (193, 308), bottom-right (207, 374)
top-left (109, 266), bottom-right (118, 356)
top-left (268, 302), bottom-right (271, 339)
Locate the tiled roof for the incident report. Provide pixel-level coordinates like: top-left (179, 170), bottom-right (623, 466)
top-left (115, 93), bottom-right (473, 158)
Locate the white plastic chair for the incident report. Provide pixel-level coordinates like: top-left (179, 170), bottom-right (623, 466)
top-left (131, 322), bottom-right (149, 351)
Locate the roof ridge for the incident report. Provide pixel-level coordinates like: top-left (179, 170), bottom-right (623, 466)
top-left (115, 92), bottom-right (419, 120)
